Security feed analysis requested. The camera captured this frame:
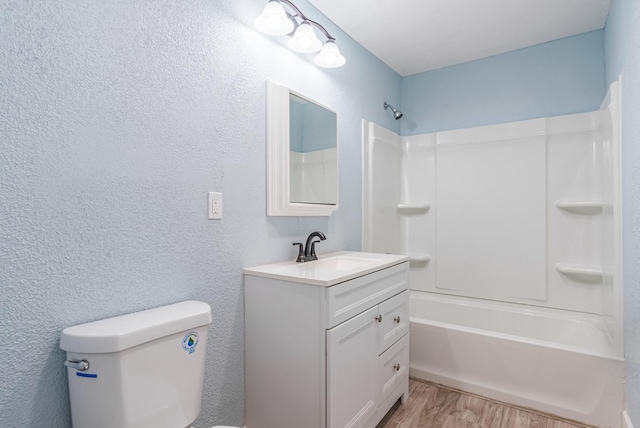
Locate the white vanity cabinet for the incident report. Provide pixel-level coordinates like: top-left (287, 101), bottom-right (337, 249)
top-left (327, 291), bottom-right (409, 428)
top-left (244, 252), bottom-right (409, 428)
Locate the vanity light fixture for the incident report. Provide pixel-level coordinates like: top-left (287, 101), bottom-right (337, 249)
top-left (254, 1), bottom-right (294, 35)
top-left (255, 0), bottom-right (346, 68)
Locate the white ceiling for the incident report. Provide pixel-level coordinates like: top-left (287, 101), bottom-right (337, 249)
top-left (308, 0), bottom-right (612, 77)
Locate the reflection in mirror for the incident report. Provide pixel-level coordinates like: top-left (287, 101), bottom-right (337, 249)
top-left (289, 93), bottom-right (338, 205)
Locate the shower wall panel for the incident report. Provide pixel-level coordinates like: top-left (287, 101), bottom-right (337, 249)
top-left (401, 134), bottom-right (437, 293)
top-left (362, 121), bottom-right (403, 255)
top-left (436, 133), bottom-right (547, 302)
top-left (546, 115), bottom-right (610, 316)
top-left (402, 112), bottom-right (614, 314)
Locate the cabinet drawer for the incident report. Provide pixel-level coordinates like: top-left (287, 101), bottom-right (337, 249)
top-left (377, 333), bottom-right (409, 404)
top-left (378, 290), bottom-right (409, 354)
top-left (326, 262), bottom-right (408, 328)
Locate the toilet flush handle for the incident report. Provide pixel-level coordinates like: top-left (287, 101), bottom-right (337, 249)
top-left (64, 359), bottom-right (90, 371)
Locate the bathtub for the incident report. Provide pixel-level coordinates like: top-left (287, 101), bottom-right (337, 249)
top-left (409, 292), bottom-right (624, 427)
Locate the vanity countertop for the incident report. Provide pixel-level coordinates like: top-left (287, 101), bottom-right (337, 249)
top-left (243, 251), bottom-right (408, 287)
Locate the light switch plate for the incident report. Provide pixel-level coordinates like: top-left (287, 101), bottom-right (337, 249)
top-left (208, 192), bottom-right (222, 220)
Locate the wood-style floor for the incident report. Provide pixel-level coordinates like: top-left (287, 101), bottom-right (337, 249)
top-left (378, 379), bottom-right (592, 428)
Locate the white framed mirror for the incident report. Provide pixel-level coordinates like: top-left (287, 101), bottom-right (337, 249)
top-left (266, 80), bottom-right (338, 216)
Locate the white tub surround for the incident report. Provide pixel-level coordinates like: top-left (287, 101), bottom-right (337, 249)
top-left (363, 80), bottom-right (622, 325)
top-left (623, 411), bottom-right (634, 428)
top-left (362, 79), bottom-right (624, 427)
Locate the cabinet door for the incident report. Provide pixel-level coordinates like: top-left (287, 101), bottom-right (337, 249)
top-left (378, 291), bottom-right (409, 354)
top-left (327, 306), bottom-right (379, 428)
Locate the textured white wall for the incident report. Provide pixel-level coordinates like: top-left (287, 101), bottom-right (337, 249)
top-left (604, 0), bottom-right (640, 424)
top-left (0, 0), bottom-right (401, 426)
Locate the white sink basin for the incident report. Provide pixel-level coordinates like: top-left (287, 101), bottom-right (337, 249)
top-left (244, 251), bottom-right (408, 287)
top-left (311, 255), bottom-right (381, 271)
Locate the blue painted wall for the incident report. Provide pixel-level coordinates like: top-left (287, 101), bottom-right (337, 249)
top-left (0, 0), bottom-right (401, 426)
top-left (400, 30), bottom-right (606, 135)
top-left (605, 0), bottom-right (640, 424)
top-left (1, 0), bottom-right (630, 426)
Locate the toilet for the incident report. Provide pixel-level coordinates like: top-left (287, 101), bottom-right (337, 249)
top-left (60, 300), bottom-right (240, 428)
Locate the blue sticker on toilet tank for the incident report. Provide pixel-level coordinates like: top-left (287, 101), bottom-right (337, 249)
top-left (76, 372), bottom-right (97, 378)
top-left (182, 332), bottom-right (199, 354)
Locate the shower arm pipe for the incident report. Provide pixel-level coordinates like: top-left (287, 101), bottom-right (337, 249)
top-left (276, 0), bottom-right (336, 41)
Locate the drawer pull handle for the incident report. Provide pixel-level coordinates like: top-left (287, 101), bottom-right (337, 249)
top-left (394, 363), bottom-right (401, 371)
top-left (375, 315), bottom-right (383, 322)
top-left (394, 316), bottom-right (401, 323)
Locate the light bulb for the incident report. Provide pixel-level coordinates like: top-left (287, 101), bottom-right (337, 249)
top-left (314, 41), bottom-right (346, 68)
top-left (254, 1), bottom-right (294, 36)
top-left (287, 21), bottom-right (322, 53)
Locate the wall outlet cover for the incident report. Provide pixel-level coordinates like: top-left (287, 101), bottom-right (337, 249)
top-left (208, 192), bottom-right (222, 220)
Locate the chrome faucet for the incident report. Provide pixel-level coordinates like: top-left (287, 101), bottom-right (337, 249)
top-left (293, 231), bottom-right (327, 262)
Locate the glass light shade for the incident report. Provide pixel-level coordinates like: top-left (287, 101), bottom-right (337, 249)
top-left (254, 1), bottom-right (294, 36)
top-left (314, 41), bottom-right (346, 68)
top-left (287, 22), bottom-right (322, 53)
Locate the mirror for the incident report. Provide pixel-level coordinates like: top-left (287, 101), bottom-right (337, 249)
top-left (266, 80), bottom-right (338, 216)
top-left (289, 93), bottom-right (338, 205)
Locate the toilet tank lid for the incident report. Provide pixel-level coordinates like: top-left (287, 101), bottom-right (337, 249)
top-left (60, 301), bottom-right (212, 353)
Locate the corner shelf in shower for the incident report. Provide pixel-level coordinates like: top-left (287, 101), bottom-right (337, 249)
top-left (406, 253), bottom-right (431, 264)
top-left (555, 263), bottom-right (612, 281)
top-left (397, 203), bottom-right (431, 214)
top-left (554, 200), bottom-right (609, 214)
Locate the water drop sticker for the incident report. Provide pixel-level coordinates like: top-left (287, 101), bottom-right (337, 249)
top-left (182, 332), bottom-right (199, 354)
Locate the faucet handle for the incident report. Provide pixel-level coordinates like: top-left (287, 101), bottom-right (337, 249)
top-left (310, 240), bottom-right (323, 257)
top-left (293, 243), bottom-right (305, 263)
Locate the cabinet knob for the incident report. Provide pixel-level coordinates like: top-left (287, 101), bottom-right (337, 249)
top-left (375, 315), bottom-right (383, 322)
top-left (394, 363), bottom-right (400, 371)
top-left (394, 316), bottom-right (401, 323)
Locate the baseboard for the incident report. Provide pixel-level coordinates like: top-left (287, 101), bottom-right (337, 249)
top-left (623, 411), bottom-right (634, 428)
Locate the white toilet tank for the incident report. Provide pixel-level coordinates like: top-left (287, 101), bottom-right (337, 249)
top-left (60, 301), bottom-right (213, 428)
